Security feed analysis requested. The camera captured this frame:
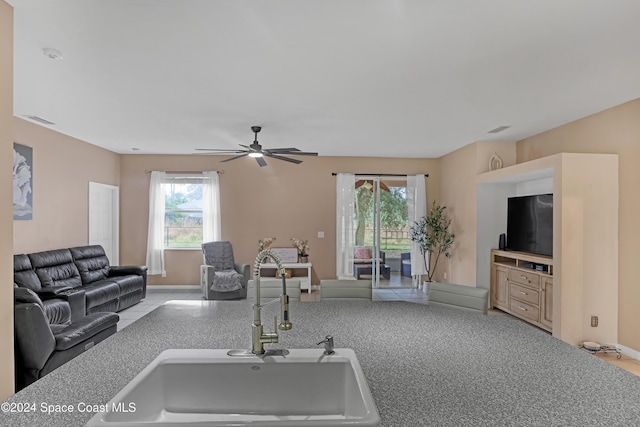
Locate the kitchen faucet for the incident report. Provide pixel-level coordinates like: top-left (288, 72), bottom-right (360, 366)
top-left (251, 249), bottom-right (292, 355)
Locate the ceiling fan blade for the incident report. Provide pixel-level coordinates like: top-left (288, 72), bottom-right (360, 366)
top-left (265, 148), bottom-right (318, 156)
top-left (195, 148), bottom-right (246, 153)
top-left (220, 153), bottom-right (249, 162)
top-left (264, 153), bottom-right (303, 164)
top-left (265, 147), bottom-right (299, 153)
top-left (281, 151), bottom-right (318, 156)
top-left (255, 156), bottom-right (267, 167)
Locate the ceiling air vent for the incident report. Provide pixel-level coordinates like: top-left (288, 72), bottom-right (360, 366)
top-left (25, 115), bottom-right (55, 125)
top-left (487, 125), bottom-right (510, 134)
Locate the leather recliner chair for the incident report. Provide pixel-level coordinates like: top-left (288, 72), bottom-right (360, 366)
top-left (13, 286), bottom-right (119, 391)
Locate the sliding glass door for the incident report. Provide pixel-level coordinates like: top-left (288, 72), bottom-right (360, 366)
top-left (354, 176), bottom-right (411, 288)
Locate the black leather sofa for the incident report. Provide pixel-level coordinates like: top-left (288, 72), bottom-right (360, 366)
top-left (14, 286), bottom-right (119, 390)
top-left (14, 245), bottom-right (147, 314)
top-left (12, 245), bottom-right (147, 390)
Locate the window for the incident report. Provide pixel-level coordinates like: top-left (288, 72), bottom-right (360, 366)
top-left (146, 171), bottom-right (220, 276)
top-left (163, 181), bottom-right (203, 248)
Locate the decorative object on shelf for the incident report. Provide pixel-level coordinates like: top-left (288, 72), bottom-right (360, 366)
top-left (291, 238), bottom-right (309, 262)
top-left (258, 237), bottom-right (276, 262)
top-left (13, 143), bottom-right (33, 220)
top-left (410, 201), bottom-right (455, 282)
top-left (489, 152), bottom-right (503, 171)
top-left (269, 247), bottom-right (298, 263)
top-left (258, 237), bottom-right (276, 252)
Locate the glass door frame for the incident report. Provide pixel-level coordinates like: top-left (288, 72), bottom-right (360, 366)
top-left (355, 175), bottom-right (409, 289)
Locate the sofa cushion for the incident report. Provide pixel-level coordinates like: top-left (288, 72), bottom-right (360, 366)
top-left (354, 246), bottom-right (372, 260)
top-left (112, 274), bottom-right (144, 296)
top-left (53, 311), bottom-right (119, 351)
top-left (83, 280), bottom-right (121, 310)
top-left (70, 245), bottom-right (110, 284)
top-left (29, 249), bottom-right (83, 289)
top-left (14, 254), bottom-right (42, 291)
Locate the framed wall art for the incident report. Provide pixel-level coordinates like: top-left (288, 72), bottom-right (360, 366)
top-left (13, 142), bottom-right (33, 220)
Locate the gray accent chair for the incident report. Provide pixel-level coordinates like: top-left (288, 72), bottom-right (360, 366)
top-left (200, 241), bottom-right (250, 300)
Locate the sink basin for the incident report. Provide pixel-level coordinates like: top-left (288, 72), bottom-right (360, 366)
top-left (86, 348), bottom-right (380, 426)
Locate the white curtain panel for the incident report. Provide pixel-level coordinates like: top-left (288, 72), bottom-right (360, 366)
top-left (407, 174), bottom-right (427, 282)
top-left (202, 171), bottom-right (221, 242)
top-left (146, 171), bottom-right (166, 276)
top-left (336, 173), bottom-right (355, 279)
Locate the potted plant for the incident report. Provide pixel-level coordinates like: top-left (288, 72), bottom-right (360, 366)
top-left (409, 201), bottom-right (455, 284)
top-left (291, 238), bottom-right (309, 263)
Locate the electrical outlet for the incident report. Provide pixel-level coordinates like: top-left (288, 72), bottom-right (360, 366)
top-left (591, 316), bottom-right (598, 327)
top-left (443, 272), bottom-right (447, 280)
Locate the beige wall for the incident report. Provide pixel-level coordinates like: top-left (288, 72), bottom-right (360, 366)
top-left (439, 141), bottom-right (516, 285)
top-left (120, 155), bottom-right (439, 285)
top-left (12, 118), bottom-right (120, 254)
top-left (516, 98), bottom-right (640, 352)
top-left (0, 0), bottom-right (14, 400)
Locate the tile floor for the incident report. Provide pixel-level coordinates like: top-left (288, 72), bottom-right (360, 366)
top-left (117, 287), bottom-right (640, 378)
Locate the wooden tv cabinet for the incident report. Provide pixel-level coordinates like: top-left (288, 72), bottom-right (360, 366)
top-left (491, 249), bottom-right (553, 332)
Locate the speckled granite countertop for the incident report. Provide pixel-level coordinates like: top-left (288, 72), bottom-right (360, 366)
top-left (2, 300), bottom-right (640, 426)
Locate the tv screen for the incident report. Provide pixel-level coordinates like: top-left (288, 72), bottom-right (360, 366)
top-left (506, 194), bottom-right (553, 256)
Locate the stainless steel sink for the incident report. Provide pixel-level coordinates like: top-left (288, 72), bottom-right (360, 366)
top-left (86, 348), bottom-right (380, 426)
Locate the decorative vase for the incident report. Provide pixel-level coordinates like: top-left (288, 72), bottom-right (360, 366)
top-left (299, 256), bottom-right (308, 263)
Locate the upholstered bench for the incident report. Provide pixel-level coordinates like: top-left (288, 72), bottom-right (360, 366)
top-left (247, 279), bottom-right (301, 302)
top-left (428, 282), bottom-right (489, 314)
top-left (320, 280), bottom-right (372, 300)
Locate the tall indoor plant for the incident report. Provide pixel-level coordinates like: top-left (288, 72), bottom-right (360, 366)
top-left (410, 201), bottom-right (455, 282)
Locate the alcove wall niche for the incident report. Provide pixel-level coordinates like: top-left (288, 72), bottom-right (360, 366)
top-left (476, 153), bottom-right (618, 346)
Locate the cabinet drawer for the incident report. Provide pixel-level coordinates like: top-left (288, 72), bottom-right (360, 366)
top-left (509, 298), bottom-right (540, 322)
top-left (510, 282), bottom-right (539, 305)
top-left (509, 269), bottom-right (540, 288)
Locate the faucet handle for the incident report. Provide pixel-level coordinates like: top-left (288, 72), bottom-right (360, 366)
top-left (317, 335), bottom-right (335, 355)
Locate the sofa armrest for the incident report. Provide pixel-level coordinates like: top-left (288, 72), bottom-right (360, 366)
top-left (14, 303), bottom-right (56, 371)
top-left (109, 265), bottom-right (147, 298)
top-left (34, 285), bottom-right (73, 300)
top-left (234, 263), bottom-right (251, 288)
top-left (109, 265), bottom-right (147, 277)
top-left (59, 289), bottom-right (86, 322)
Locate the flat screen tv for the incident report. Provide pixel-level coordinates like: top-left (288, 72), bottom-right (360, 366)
top-left (506, 194), bottom-right (553, 256)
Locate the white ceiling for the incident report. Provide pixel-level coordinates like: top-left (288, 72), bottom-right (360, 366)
top-left (8, 0), bottom-right (640, 158)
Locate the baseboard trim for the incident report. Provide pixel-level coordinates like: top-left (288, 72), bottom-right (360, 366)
top-left (615, 343), bottom-right (640, 360)
top-left (147, 285), bottom-right (200, 290)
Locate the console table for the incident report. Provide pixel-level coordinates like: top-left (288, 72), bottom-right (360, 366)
top-left (259, 262), bottom-right (312, 293)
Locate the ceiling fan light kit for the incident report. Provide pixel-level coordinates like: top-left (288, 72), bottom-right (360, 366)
top-left (195, 126), bottom-right (318, 167)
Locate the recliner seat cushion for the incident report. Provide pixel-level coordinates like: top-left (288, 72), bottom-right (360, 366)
top-left (52, 311), bottom-right (119, 351)
top-left (113, 274), bottom-right (144, 296)
top-left (83, 280), bottom-right (121, 310)
top-left (29, 249), bottom-right (82, 289)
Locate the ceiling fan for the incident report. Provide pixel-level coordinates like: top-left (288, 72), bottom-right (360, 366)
top-left (195, 126), bottom-right (318, 167)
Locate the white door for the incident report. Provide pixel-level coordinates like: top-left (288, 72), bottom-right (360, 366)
top-left (89, 182), bottom-right (119, 264)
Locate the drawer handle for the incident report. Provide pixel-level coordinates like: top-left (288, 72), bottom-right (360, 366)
top-left (519, 291), bottom-right (528, 295)
top-left (520, 275), bottom-right (527, 279)
top-left (518, 306), bottom-right (527, 311)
